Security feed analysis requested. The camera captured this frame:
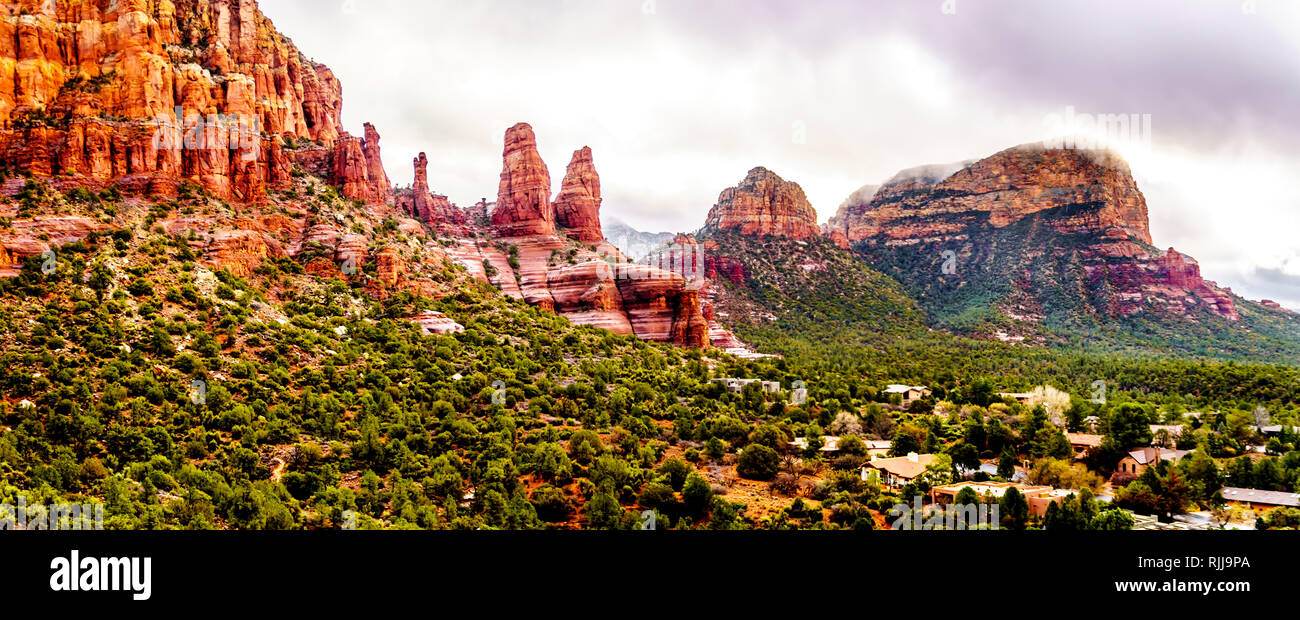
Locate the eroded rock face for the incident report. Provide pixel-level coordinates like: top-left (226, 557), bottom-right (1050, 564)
top-left (440, 233), bottom-right (710, 348)
top-left (840, 149), bottom-right (1148, 245)
top-left (361, 123), bottom-right (390, 198)
top-left (492, 123), bottom-right (554, 237)
top-left (848, 144), bottom-right (1237, 321)
top-left (553, 146), bottom-right (603, 244)
top-left (0, 0), bottom-right (389, 203)
top-left (1107, 247), bottom-right (1238, 320)
top-left (0, 215), bottom-right (106, 274)
top-left (822, 183), bottom-right (877, 249)
top-left (330, 127), bottom-right (392, 204)
top-left (204, 229), bottom-right (285, 278)
top-left (410, 311), bottom-right (464, 335)
top-left (703, 167), bottom-right (819, 240)
top-left (426, 122), bottom-right (710, 347)
top-left (611, 264), bottom-right (709, 346)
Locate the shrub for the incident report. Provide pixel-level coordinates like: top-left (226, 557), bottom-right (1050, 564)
top-left (737, 444), bottom-right (780, 481)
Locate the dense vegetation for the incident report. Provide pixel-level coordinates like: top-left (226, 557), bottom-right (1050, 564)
top-left (3, 179), bottom-right (1300, 531)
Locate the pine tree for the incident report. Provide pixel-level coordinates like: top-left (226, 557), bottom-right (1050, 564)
top-left (999, 487), bottom-right (1029, 530)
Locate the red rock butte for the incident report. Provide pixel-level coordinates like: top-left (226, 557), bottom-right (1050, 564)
top-left (825, 144), bottom-right (1238, 321)
top-left (824, 146), bottom-right (1150, 246)
top-left (703, 167), bottom-right (820, 240)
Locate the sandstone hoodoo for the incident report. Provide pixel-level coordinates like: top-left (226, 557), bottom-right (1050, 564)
top-left (703, 167), bottom-right (820, 240)
top-left (553, 146), bottom-right (604, 244)
top-left (492, 122), bottom-right (555, 237)
top-left (362, 123), bottom-right (391, 197)
top-left (396, 152), bottom-right (467, 233)
top-left (430, 121), bottom-right (711, 349)
top-left (0, 0), bottom-right (389, 204)
top-left (331, 135), bottom-right (375, 203)
top-left (844, 144), bottom-right (1241, 326)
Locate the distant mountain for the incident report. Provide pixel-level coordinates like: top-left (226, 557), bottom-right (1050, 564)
top-left (602, 218), bottom-right (675, 260)
top-left (825, 144), bottom-right (1300, 361)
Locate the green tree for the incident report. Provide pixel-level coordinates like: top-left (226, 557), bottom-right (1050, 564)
top-left (658, 457), bottom-right (692, 491)
top-left (997, 446), bottom-right (1017, 479)
top-left (531, 484), bottom-right (573, 523)
top-left (1089, 509), bottom-right (1135, 530)
top-left (999, 487), bottom-right (1029, 530)
top-left (704, 437), bottom-right (727, 461)
top-left (583, 490), bottom-right (624, 530)
top-left (1108, 403), bottom-right (1154, 450)
top-left (736, 444), bottom-right (780, 481)
top-left (683, 473), bottom-right (713, 515)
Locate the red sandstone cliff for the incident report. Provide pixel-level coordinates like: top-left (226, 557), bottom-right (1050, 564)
top-left (0, 0), bottom-right (713, 350)
top-left (0, 0), bottom-right (390, 204)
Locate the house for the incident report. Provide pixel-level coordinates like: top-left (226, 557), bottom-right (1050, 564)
top-left (1219, 487), bottom-right (1300, 509)
top-left (998, 392), bottom-right (1035, 405)
top-left (1082, 416), bottom-right (1101, 433)
top-left (864, 440), bottom-right (892, 458)
top-left (1066, 433), bottom-right (1104, 460)
top-left (790, 437), bottom-right (890, 457)
top-left (861, 453), bottom-right (936, 488)
top-left (791, 436), bottom-right (840, 453)
top-left (1117, 447), bottom-right (1190, 476)
top-left (930, 482), bottom-right (1073, 518)
top-left (1149, 425), bottom-right (1184, 447)
top-left (712, 378), bottom-right (782, 394)
top-left (884, 384), bottom-right (931, 405)
top-left (956, 462), bottom-right (1023, 482)
top-left (958, 462), bottom-right (1029, 482)
top-left (1250, 425), bottom-right (1299, 436)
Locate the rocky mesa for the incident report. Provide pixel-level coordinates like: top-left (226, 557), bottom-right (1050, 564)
top-left (838, 144), bottom-right (1239, 323)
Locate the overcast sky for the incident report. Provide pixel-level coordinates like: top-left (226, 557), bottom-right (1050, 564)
top-left (260, 0), bottom-right (1300, 308)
